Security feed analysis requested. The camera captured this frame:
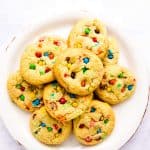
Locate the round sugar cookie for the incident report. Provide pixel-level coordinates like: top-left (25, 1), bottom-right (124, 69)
top-left (95, 65), bottom-right (136, 104)
top-left (7, 71), bottom-right (43, 112)
top-left (30, 107), bottom-right (72, 145)
top-left (53, 48), bottom-right (104, 96)
top-left (73, 100), bottom-right (115, 145)
top-left (20, 36), bottom-right (67, 85)
top-left (68, 19), bottom-right (108, 59)
top-left (43, 81), bottom-right (93, 122)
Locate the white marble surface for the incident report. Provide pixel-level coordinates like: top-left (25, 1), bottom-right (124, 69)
top-left (0, 0), bottom-right (150, 149)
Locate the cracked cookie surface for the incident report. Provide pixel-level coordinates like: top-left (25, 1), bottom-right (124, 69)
top-left (30, 107), bottom-right (72, 145)
top-left (68, 19), bottom-right (108, 59)
top-left (7, 71), bottom-right (43, 112)
top-left (20, 36), bottom-right (67, 85)
top-left (73, 100), bottom-right (115, 145)
top-left (43, 81), bottom-right (93, 122)
top-left (95, 65), bottom-right (136, 104)
top-left (54, 48), bottom-right (104, 96)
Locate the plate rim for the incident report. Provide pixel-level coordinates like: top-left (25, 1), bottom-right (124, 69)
top-left (0, 10), bottom-right (149, 150)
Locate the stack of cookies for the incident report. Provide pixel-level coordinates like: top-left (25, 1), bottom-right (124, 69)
top-left (7, 19), bottom-right (136, 146)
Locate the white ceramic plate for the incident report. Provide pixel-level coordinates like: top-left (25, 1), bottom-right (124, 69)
top-left (0, 11), bottom-right (149, 150)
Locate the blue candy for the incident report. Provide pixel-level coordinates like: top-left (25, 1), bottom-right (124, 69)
top-left (40, 122), bottom-right (46, 127)
top-left (43, 52), bottom-right (49, 56)
top-left (69, 93), bottom-right (76, 98)
top-left (83, 57), bottom-right (89, 64)
top-left (97, 128), bottom-right (102, 134)
top-left (32, 98), bottom-right (41, 106)
top-left (127, 85), bottom-right (133, 90)
top-left (108, 54), bottom-right (113, 59)
top-left (90, 107), bottom-right (96, 112)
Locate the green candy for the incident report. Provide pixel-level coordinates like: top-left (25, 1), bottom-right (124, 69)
top-left (29, 64), bottom-right (36, 70)
top-left (39, 70), bottom-right (45, 75)
top-left (50, 93), bottom-right (55, 99)
top-left (84, 28), bottom-right (91, 34)
top-left (82, 66), bottom-right (89, 74)
top-left (47, 127), bottom-right (53, 132)
top-left (54, 46), bottom-right (58, 50)
top-left (117, 83), bottom-right (122, 88)
top-left (19, 94), bottom-right (25, 101)
top-left (16, 84), bottom-right (21, 89)
top-left (118, 72), bottom-right (124, 78)
top-left (108, 49), bottom-right (113, 54)
top-left (104, 119), bottom-right (109, 124)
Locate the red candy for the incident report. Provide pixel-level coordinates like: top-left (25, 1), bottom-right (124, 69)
top-left (121, 87), bottom-right (125, 93)
top-left (35, 51), bottom-right (42, 58)
top-left (64, 73), bottom-right (69, 77)
top-left (85, 136), bottom-right (92, 142)
top-left (45, 67), bottom-right (51, 73)
top-left (53, 124), bottom-right (59, 130)
top-left (53, 40), bottom-right (60, 46)
top-left (20, 86), bottom-right (25, 91)
top-left (49, 52), bottom-right (54, 59)
top-left (109, 79), bottom-right (116, 85)
top-left (81, 80), bottom-right (86, 87)
top-left (92, 37), bottom-right (98, 42)
top-left (59, 98), bottom-right (67, 104)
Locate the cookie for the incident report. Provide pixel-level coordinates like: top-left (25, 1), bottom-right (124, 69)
top-left (68, 19), bottom-right (108, 59)
top-left (95, 65), bottom-right (136, 104)
top-left (43, 81), bottom-right (93, 122)
top-left (53, 48), bottom-right (104, 96)
top-left (30, 107), bottom-right (72, 145)
top-left (7, 71), bottom-right (43, 112)
top-left (73, 100), bottom-right (115, 145)
top-left (20, 36), bottom-right (67, 85)
top-left (102, 37), bottom-right (119, 66)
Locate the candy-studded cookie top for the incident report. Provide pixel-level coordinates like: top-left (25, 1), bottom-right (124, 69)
top-left (73, 100), bottom-right (115, 145)
top-left (43, 81), bottom-right (92, 122)
top-left (54, 48), bottom-right (104, 96)
top-left (95, 65), bottom-right (136, 104)
top-left (30, 107), bottom-right (72, 145)
top-left (68, 19), bottom-right (108, 59)
top-left (20, 37), bottom-right (67, 85)
top-left (7, 71), bottom-right (43, 112)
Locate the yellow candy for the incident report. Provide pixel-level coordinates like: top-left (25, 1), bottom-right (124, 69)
top-left (56, 86), bottom-right (61, 91)
top-left (67, 63), bottom-right (71, 68)
top-left (107, 87), bottom-right (111, 92)
top-left (72, 102), bottom-right (78, 107)
top-left (30, 93), bottom-right (36, 99)
top-left (38, 60), bottom-right (45, 66)
top-left (74, 43), bottom-right (82, 48)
